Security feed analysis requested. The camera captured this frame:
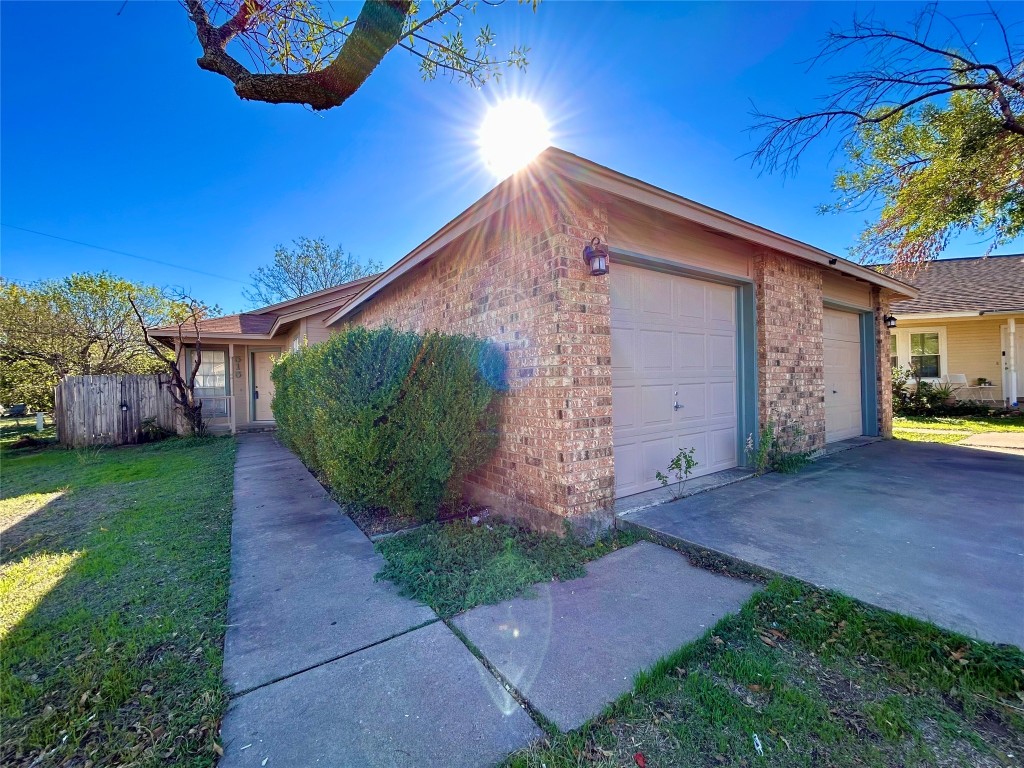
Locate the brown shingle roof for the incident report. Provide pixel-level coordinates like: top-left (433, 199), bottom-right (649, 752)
top-left (890, 254), bottom-right (1024, 315)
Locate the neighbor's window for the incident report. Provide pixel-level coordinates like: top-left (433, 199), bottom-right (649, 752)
top-left (890, 335), bottom-right (898, 369)
top-left (910, 332), bottom-right (940, 378)
top-left (191, 349), bottom-right (228, 416)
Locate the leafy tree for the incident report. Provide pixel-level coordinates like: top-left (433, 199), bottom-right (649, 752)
top-left (130, 292), bottom-right (217, 436)
top-left (243, 236), bottom-right (383, 306)
top-left (752, 5), bottom-right (1023, 273)
top-left (0, 273), bottom-right (190, 409)
top-left (185, 0), bottom-right (533, 111)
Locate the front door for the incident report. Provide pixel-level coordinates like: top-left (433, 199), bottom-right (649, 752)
top-left (1001, 324), bottom-right (1022, 405)
top-left (252, 351), bottom-right (277, 421)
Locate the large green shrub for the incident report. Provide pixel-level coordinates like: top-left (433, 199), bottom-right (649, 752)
top-left (271, 327), bottom-right (506, 520)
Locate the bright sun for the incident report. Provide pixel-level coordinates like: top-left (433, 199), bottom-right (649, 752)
top-left (478, 99), bottom-right (551, 180)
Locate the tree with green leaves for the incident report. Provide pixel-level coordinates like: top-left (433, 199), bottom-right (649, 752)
top-left (244, 236), bottom-right (383, 306)
top-left (185, 0), bottom-right (533, 111)
top-left (0, 273), bottom-right (192, 410)
top-left (752, 5), bottom-right (1023, 273)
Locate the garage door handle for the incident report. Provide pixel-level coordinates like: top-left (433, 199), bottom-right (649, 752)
top-left (673, 401), bottom-right (683, 410)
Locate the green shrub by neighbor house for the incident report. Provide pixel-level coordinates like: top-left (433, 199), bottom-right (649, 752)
top-left (272, 326), bottom-right (507, 521)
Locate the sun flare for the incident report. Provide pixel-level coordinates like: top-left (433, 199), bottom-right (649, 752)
top-left (478, 99), bottom-right (552, 180)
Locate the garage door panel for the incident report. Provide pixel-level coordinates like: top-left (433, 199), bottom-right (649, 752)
top-left (641, 275), bottom-right (673, 317)
top-left (823, 308), bottom-right (863, 443)
top-left (612, 263), bottom-right (740, 497)
top-left (709, 380), bottom-right (736, 418)
top-left (641, 384), bottom-right (674, 428)
top-left (675, 332), bottom-right (706, 369)
top-left (673, 279), bottom-right (706, 320)
top-left (611, 324), bottom-right (636, 372)
top-left (612, 440), bottom-right (641, 495)
top-left (640, 330), bottom-right (674, 372)
top-left (709, 333), bottom-right (737, 372)
top-left (708, 285), bottom-right (736, 326)
top-left (708, 426), bottom-right (738, 469)
top-left (612, 384), bottom-right (639, 430)
top-left (610, 270), bottom-right (636, 316)
top-left (674, 383), bottom-right (707, 422)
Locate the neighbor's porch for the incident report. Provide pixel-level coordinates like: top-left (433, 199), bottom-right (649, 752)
top-left (889, 314), bottom-right (1023, 406)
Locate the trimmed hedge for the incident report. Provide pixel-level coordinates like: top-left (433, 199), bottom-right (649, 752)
top-left (271, 327), bottom-right (506, 520)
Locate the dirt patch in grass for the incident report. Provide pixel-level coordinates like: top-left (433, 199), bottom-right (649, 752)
top-left (507, 579), bottom-right (1024, 768)
top-left (374, 520), bottom-right (640, 617)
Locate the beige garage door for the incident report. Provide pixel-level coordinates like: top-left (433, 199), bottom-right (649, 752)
top-left (823, 308), bottom-right (863, 443)
top-left (611, 264), bottom-right (739, 498)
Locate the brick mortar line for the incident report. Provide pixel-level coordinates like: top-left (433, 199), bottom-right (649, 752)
top-left (227, 617), bottom-right (441, 699)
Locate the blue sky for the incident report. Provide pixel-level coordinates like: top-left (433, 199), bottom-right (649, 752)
top-left (2, 1), bottom-right (1021, 312)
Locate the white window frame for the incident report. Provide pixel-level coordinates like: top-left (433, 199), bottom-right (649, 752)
top-left (889, 326), bottom-right (948, 381)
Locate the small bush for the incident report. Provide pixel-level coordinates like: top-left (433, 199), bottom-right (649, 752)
top-left (745, 421), bottom-right (812, 475)
top-left (271, 327), bottom-right (506, 521)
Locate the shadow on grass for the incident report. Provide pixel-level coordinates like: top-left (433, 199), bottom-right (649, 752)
top-left (0, 437), bottom-right (235, 767)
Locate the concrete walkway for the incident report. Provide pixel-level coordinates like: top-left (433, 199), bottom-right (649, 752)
top-left (218, 435), bottom-right (540, 767)
top-left (218, 434), bottom-right (757, 766)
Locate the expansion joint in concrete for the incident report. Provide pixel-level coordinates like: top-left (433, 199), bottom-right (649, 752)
top-left (442, 618), bottom-right (560, 738)
top-left (229, 618), bottom-right (441, 700)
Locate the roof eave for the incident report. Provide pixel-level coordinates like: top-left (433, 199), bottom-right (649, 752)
top-left (326, 147), bottom-right (918, 325)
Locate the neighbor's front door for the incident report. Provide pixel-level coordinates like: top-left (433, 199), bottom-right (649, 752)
top-left (252, 351), bottom-right (277, 421)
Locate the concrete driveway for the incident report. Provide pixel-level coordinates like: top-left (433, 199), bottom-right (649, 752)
top-left (624, 440), bottom-right (1024, 648)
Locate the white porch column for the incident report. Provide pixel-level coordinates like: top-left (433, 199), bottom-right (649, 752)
top-left (1009, 318), bottom-right (1018, 406)
top-left (228, 342), bottom-right (237, 434)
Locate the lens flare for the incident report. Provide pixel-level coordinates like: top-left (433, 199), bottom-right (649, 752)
top-left (478, 98), bottom-right (552, 180)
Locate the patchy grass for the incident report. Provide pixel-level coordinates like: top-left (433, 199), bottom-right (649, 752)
top-left (508, 579), bottom-right (1024, 768)
top-left (0, 415), bottom-right (56, 451)
top-left (375, 521), bottom-right (639, 617)
top-left (893, 430), bottom-right (970, 444)
top-left (0, 436), bottom-right (236, 767)
top-left (894, 415), bottom-right (1024, 434)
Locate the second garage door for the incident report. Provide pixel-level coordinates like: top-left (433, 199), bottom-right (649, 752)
top-left (611, 264), bottom-right (739, 498)
top-left (823, 307), bottom-right (863, 443)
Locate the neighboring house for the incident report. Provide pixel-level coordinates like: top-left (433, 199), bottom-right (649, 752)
top-left (151, 148), bottom-right (916, 533)
top-left (888, 255), bottom-right (1023, 406)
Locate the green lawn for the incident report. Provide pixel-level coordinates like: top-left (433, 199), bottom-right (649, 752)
top-left (375, 521), bottom-right (638, 617)
top-left (893, 414), bottom-right (1024, 445)
top-left (0, 435), bottom-right (235, 767)
top-left (894, 415), bottom-right (1024, 433)
top-left (0, 414), bottom-right (56, 450)
top-left (508, 579), bottom-right (1024, 768)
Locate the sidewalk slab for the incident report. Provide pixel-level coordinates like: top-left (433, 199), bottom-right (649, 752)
top-left (960, 432), bottom-right (1024, 449)
top-left (219, 620), bottom-right (543, 768)
top-left (453, 541), bottom-right (756, 732)
top-left (223, 434), bottom-right (436, 693)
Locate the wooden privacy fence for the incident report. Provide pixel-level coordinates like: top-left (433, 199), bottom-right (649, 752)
top-left (55, 374), bottom-right (178, 448)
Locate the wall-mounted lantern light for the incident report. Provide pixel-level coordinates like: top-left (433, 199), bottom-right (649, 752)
top-left (583, 237), bottom-right (610, 276)
top-left (119, 401), bottom-right (130, 412)
top-left (884, 313), bottom-right (898, 329)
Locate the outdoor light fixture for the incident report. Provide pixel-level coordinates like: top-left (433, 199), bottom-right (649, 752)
top-left (884, 314), bottom-right (898, 329)
top-left (583, 237), bottom-right (610, 276)
top-left (119, 401), bottom-right (130, 412)
top-left (828, 258), bottom-right (838, 265)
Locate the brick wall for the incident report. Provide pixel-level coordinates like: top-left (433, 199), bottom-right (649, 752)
top-left (350, 185), bottom-right (615, 535)
top-left (753, 249), bottom-right (827, 452)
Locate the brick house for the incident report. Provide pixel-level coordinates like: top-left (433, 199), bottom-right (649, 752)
top-left (151, 149), bottom-right (916, 533)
